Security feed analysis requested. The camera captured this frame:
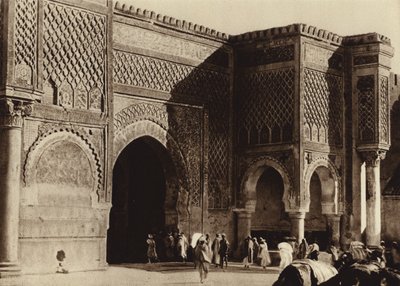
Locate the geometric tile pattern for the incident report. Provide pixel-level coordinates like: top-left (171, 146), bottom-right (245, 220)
top-left (113, 50), bottom-right (228, 99)
top-left (43, 1), bottom-right (106, 110)
top-left (14, 0), bottom-right (37, 86)
top-left (357, 75), bottom-right (375, 143)
top-left (238, 69), bottom-right (295, 145)
top-left (304, 69), bottom-right (343, 145)
top-left (208, 79), bottom-right (230, 209)
top-left (380, 75), bottom-right (389, 143)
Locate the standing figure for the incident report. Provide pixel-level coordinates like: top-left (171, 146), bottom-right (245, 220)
top-left (194, 236), bottom-right (211, 284)
top-left (241, 236), bottom-right (254, 268)
top-left (146, 234), bottom-right (158, 263)
top-left (258, 238), bottom-right (271, 269)
top-left (278, 241), bottom-right (293, 270)
top-left (252, 237), bottom-right (260, 265)
top-left (297, 238), bottom-right (308, 259)
top-left (219, 233), bottom-right (229, 269)
top-left (211, 234), bottom-right (221, 267)
top-left (177, 233), bottom-right (189, 262)
top-left (164, 232), bottom-right (175, 261)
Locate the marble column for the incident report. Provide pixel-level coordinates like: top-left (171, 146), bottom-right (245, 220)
top-left (288, 212), bottom-right (306, 243)
top-left (0, 99), bottom-right (31, 277)
top-left (326, 214), bottom-right (341, 246)
top-left (362, 151), bottom-right (385, 247)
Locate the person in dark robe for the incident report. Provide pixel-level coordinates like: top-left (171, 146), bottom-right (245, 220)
top-left (194, 236), bottom-right (211, 284)
top-left (252, 237), bottom-right (260, 265)
top-left (219, 233), bottom-right (229, 269)
top-left (241, 236), bottom-right (253, 268)
top-left (211, 233), bottom-right (221, 267)
top-left (164, 232), bottom-right (175, 261)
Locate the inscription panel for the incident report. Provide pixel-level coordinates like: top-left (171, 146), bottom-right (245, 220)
top-left (114, 22), bottom-right (220, 62)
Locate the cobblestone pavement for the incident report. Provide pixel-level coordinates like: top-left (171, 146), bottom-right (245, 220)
top-left (0, 263), bottom-right (280, 286)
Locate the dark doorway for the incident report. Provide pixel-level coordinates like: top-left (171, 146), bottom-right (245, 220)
top-left (107, 136), bottom-right (168, 263)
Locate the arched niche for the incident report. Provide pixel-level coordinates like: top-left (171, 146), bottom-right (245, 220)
top-left (240, 156), bottom-right (294, 213)
top-left (304, 157), bottom-right (341, 215)
top-left (23, 131), bottom-right (100, 207)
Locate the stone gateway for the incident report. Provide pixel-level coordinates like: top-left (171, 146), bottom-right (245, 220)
top-left (0, 0), bottom-right (399, 276)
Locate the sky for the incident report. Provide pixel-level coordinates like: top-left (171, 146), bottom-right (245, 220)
top-left (118, 0), bottom-right (400, 73)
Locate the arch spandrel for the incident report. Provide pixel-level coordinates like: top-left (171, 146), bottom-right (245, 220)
top-left (240, 156), bottom-right (296, 213)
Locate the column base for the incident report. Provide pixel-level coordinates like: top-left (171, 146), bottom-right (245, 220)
top-left (0, 262), bottom-right (21, 278)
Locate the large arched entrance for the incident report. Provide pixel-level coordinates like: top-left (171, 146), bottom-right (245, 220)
top-left (251, 167), bottom-right (290, 249)
top-left (107, 136), bottom-right (178, 263)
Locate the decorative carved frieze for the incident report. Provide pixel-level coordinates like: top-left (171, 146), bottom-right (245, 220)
top-left (237, 69), bottom-right (295, 146)
top-left (113, 50), bottom-right (229, 99)
top-left (237, 45), bottom-right (294, 67)
top-left (113, 23), bottom-right (220, 62)
top-left (304, 69), bottom-right (343, 145)
top-left (0, 99), bottom-right (32, 128)
top-left (357, 75), bottom-right (375, 143)
top-left (14, 0), bottom-right (38, 86)
top-left (43, 1), bottom-right (106, 111)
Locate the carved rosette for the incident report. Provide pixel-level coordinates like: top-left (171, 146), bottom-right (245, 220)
top-left (0, 99), bottom-right (32, 128)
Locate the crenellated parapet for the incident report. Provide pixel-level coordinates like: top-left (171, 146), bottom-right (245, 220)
top-left (114, 1), bottom-right (229, 41)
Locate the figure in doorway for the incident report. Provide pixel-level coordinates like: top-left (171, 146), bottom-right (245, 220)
top-left (194, 236), bottom-right (211, 284)
top-left (219, 233), bottom-right (230, 269)
top-left (146, 234), bottom-right (158, 263)
top-left (164, 232), bottom-right (175, 261)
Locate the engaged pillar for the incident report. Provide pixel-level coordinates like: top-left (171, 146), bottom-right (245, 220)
top-left (288, 212), bottom-right (305, 243)
top-left (327, 214), bottom-right (341, 246)
top-left (0, 99), bottom-right (31, 277)
top-left (361, 151), bottom-right (385, 247)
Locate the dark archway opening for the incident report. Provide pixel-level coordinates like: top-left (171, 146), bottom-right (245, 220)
top-left (305, 172), bottom-right (329, 250)
top-left (107, 136), bottom-right (169, 264)
top-left (250, 167), bottom-right (290, 249)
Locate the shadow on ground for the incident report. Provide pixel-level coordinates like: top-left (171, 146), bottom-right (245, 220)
top-left (115, 262), bottom-right (281, 274)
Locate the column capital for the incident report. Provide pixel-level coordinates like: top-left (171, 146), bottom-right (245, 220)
top-left (360, 150), bottom-right (386, 167)
top-left (0, 98), bottom-right (32, 128)
top-left (288, 211), bottom-right (306, 220)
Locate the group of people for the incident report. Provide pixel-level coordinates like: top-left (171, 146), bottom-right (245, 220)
top-left (241, 236), bottom-right (271, 269)
top-left (146, 231), bottom-right (190, 263)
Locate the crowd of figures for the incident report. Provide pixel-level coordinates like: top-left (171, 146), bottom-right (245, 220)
top-left (273, 239), bottom-right (400, 286)
top-left (145, 231), bottom-right (191, 263)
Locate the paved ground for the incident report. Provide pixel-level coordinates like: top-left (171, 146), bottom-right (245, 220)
top-left (0, 262), bottom-right (280, 286)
